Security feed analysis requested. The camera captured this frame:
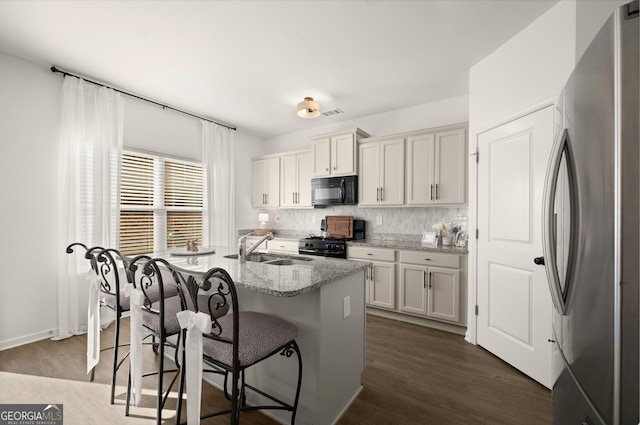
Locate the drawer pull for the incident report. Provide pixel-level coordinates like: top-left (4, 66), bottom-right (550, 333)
top-left (367, 253), bottom-right (373, 256)
top-left (425, 258), bottom-right (431, 261)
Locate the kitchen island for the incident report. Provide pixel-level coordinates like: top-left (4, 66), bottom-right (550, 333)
top-left (153, 246), bottom-right (369, 425)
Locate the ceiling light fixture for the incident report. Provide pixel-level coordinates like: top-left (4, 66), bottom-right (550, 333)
top-left (297, 97), bottom-right (321, 118)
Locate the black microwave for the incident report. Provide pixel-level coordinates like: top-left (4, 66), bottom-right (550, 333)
top-left (311, 175), bottom-right (358, 206)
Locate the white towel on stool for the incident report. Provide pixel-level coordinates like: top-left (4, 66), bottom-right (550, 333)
top-left (125, 283), bottom-right (145, 406)
top-left (87, 272), bottom-right (101, 374)
top-left (177, 310), bottom-right (212, 425)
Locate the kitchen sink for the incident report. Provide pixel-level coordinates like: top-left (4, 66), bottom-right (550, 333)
top-left (223, 253), bottom-right (279, 263)
top-left (262, 258), bottom-right (311, 266)
top-left (224, 253), bottom-right (313, 265)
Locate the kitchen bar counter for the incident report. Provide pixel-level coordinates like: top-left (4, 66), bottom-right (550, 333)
top-left (152, 245), bottom-right (366, 425)
top-left (152, 245), bottom-right (368, 297)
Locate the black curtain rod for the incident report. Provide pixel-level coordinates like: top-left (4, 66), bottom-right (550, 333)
top-left (50, 66), bottom-right (237, 131)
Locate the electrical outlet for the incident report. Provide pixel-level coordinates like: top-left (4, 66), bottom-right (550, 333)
top-left (376, 216), bottom-right (382, 226)
top-left (343, 296), bottom-right (351, 318)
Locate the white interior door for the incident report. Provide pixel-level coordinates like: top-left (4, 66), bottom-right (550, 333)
top-left (477, 106), bottom-right (554, 389)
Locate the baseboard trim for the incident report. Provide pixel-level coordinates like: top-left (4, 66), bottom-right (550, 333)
top-left (366, 308), bottom-right (467, 336)
top-left (0, 328), bottom-right (57, 351)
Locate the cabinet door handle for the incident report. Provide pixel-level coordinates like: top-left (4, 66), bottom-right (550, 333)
top-left (436, 184), bottom-right (439, 200)
top-left (380, 187), bottom-right (383, 201)
top-left (429, 271), bottom-right (433, 289)
top-left (333, 166), bottom-right (336, 170)
top-left (292, 192), bottom-right (295, 203)
top-left (423, 270), bottom-right (426, 288)
top-left (376, 187), bottom-right (379, 201)
top-left (430, 184), bottom-right (434, 200)
top-left (371, 266), bottom-right (375, 280)
top-left (326, 167), bottom-right (329, 172)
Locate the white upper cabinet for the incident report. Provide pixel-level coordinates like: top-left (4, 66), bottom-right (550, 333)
top-left (280, 150), bottom-right (312, 208)
top-left (312, 137), bottom-right (331, 177)
top-left (406, 126), bottom-right (467, 206)
top-left (311, 128), bottom-right (369, 177)
top-left (253, 156), bottom-right (280, 208)
top-left (358, 138), bottom-right (405, 206)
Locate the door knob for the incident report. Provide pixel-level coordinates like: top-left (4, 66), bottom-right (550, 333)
top-left (533, 256), bottom-right (545, 266)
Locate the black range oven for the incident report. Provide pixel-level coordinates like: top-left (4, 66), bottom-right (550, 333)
top-left (298, 219), bottom-right (365, 259)
top-left (298, 237), bottom-right (348, 259)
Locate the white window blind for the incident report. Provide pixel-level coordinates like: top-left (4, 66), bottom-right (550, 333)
top-left (119, 151), bottom-right (203, 255)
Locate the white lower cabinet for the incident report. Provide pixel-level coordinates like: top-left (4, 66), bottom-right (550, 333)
top-left (399, 263), bottom-right (460, 323)
top-left (398, 250), bottom-right (461, 324)
top-left (398, 264), bottom-right (428, 315)
top-left (348, 245), bottom-right (466, 327)
top-left (368, 261), bottom-right (396, 309)
top-left (347, 246), bottom-right (396, 310)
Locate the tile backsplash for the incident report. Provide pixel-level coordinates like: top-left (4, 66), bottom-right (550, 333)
top-left (256, 206), bottom-right (468, 238)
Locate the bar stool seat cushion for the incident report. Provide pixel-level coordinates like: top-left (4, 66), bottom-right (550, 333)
top-left (102, 283), bottom-right (179, 312)
top-left (142, 295), bottom-right (183, 335)
top-left (202, 311), bottom-right (298, 368)
top-left (142, 294), bottom-right (229, 335)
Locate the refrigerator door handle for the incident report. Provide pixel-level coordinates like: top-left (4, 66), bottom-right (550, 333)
top-left (542, 128), bottom-right (571, 316)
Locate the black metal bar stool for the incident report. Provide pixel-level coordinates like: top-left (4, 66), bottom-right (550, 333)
top-left (174, 265), bottom-right (303, 425)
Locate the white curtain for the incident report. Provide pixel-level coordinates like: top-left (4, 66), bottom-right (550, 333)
top-left (55, 77), bottom-right (123, 339)
top-left (202, 121), bottom-right (235, 248)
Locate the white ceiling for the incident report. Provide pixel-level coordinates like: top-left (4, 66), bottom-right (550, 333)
top-left (0, 0), bottom-right (558, 138)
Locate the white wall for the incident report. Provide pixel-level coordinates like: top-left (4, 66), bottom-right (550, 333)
top-left (466, 0), bottom-right (577, 344)
top-left (123, 96), bottom-right (201, 160)
top-left (264, 95), bottom-right (469, 154)
top-left (469, 1), bottom-right (576, 134)
top-left (0, 51), bottom-right (62, 348)
top-left (0, 51), bottom-right (264, 348)
top-left (234, 131), bottom-right (266, 229)
top-left (576, 0), bottom-right (628, 63)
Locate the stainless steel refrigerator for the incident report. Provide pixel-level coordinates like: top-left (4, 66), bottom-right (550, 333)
top-left (539, 1), bottom-right (639, 424)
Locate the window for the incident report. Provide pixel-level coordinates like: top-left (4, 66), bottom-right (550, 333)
top-left (119, 151), bottom-right (203, 255)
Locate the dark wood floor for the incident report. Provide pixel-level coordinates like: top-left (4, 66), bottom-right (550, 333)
top-left (0, 315), bottom-right (551, 424)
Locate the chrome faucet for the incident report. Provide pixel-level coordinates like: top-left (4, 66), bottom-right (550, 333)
top-left (238, 232), bottom-right (273, 263)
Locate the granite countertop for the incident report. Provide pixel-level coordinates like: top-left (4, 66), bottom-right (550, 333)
top-left (347, 239), bottom-right (468, 254)
top-left (149, 245), bottom-right (368, 298)
top-left (235, 229), bottom-right (469, 254)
